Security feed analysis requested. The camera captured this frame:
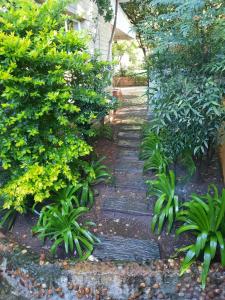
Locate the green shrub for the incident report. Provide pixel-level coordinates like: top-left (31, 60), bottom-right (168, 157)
top-left (0, 0), bottom-right (112, 212)
top-left (0, 204), bottom-right (18, 231)
top-left (92, 124), bottom-right (114, 141)
top-left (33, 196), bottom-right (99, 258)
top-left (143, 149), bottom-right (168, 174)
top-left (76, 158), bottom-right (111, 207)
top-left (139, 0), bottom-right (225, 162)
top-left (147, 170), bottom-right (179, 234)
top-left (179, 151), bottom-right (196, 182)
top-left (48, 184), bottom-right (82, 208)
top-left (176, 185), bottom-right (225, 288)
top-left (140, 129), bottom-right (169, 173)
top-left (149, 74), bottom-right (224, 161)
top-left (140, 131), bottom-right (160, 160)
top-left (136, 2), bottom-right (225, 286)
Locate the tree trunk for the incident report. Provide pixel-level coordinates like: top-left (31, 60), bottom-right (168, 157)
top-left (136, 32), bottom-right (147, 59)
top-left (107, 0), bottom-right (119, 61)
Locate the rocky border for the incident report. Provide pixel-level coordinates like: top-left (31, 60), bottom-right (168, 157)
top-left (1, 233), bottom-right (225, 300)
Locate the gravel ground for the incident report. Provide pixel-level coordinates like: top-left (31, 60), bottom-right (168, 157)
top-left (1, 232), bottom-right (225, 300)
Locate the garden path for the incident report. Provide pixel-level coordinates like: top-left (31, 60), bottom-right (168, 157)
top-left (93, 87), bottom-right (160, 261)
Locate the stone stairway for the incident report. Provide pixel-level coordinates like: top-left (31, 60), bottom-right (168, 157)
top-left (94, 87), bottom-right (160, 262)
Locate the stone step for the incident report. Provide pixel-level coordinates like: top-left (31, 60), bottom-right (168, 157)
top-left (114, 171), bottom-right (147, 190)
top-left (93, 235), bottom-right (160, 262)
top-left (114, 168), bottom-right (143, 176)
top-left (100, 186), bottom-right (146, 197)
top-left (114, 167), bottom-right (143, 173)
top-left (117, 106), bottom-right (147, 113)
top-left (114, 118), bottom-right (146, 126)
top-left (117, 139), bottom-right (140, 149)
top-left (115, 111), bottom-right (147, 119)
top-left (114, 159), bottom-right (144, 171)
top-left (123, 103), bottom-right (147, 107)
top-left (102, 196), bottom-right (151, 216)
top-left (118, 131), bottom-right (141, 140)
top-left (116, 112), bottom-right (147, 118)
top-left (117, 125), bottom-right (142, 131)
top-left (117, 149), bottom-right (140, 159)
top-left (115, 183), bottom-right (146, 191)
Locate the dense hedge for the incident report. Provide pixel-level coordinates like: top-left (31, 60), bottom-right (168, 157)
top-left (139, 0), bottom-right (225, 162)
top-left (0, 0), bottom-right (112, 212)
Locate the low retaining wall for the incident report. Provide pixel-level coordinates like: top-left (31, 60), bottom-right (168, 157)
top-left (1, 233), bottom-right (225, 300)
top-left (0, 234), bottom-right (180, 300)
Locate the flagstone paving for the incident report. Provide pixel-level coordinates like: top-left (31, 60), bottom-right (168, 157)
top-left (94, 87), bottom-right (160, 262)
top-left (94, 236), bottom-right (160, 262)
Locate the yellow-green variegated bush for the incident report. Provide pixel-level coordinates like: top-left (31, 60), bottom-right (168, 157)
top-left (0, 0), bottom-right (112, 212)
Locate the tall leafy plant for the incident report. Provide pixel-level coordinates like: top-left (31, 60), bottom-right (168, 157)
top-left (94, 0), bottom-right (113, 21)
top-left (0, 0), bottom-right (112, 212)
top-left (140, 131), bottom-right (160, 161)
top-left (121, 0), bottom-right (152, 57)
top-left (137, 0), bottom-right (225, 163)
top-left (149, 73), bottom-right (224, 160)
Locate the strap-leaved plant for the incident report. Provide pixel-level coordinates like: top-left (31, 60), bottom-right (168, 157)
top-left (176, 185), bottom-right (225, 288)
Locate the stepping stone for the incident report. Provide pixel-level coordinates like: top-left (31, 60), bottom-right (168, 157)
top-left (115, 111), bottom-right (147, 118)
top-left (114, 172), bottom-right (147, 190)
top-left (93, 235), bottom-right (160, 262)
top-left (118, 131), bottom-right (141, 140)
top-left (114, 166), bottom-right (143, 173)
top-left (117, 149), bottom-right (140, 159)
top-left (118, 125), bottom-right (142, 131)
top-left (125, 103), bottom-right (147, 107)
top-left (114, 118), bottom-right (146, 126)
top-left (100, 186), bottom-right (146, 197)
top-left (115, 182), bottom-right (146, 191)
top-left (114, 167), bottom-right (143, 175)
top-left (114, 164), bottom-right (143, 173)
top-left (98, 187), bottom-right (146, 202)
top-left (116, 112), bottom-right (147, 118)
top-left (118, 139), bottom-right (140, 149)
top-left (114, 159), bottom-right (144, 171)
top-left (117, 106), bottom-right (147, 113)
top-left (116, 107), bottom-right (147, 112)
top-left (102, 196), bottom-right (151, 216)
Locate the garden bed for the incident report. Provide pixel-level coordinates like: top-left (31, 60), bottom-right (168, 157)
top-left (2, 136), bottom-right (223, 262)
top-left (1, 83), bottom-right (223, 268)
top-left (1, 86), bottom-right (225, 298)
top-left (1, 137), bottom-right (118, 259)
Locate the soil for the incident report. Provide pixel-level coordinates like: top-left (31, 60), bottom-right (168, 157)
top-left (94, 138), bottom-right (118, 170)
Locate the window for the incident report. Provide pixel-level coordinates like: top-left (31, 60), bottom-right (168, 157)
top-left (65, 19), bottom-right (83, 32)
